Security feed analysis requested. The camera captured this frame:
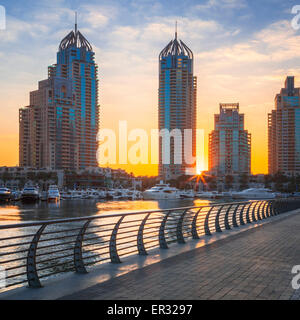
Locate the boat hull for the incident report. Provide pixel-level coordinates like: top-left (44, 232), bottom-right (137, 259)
top-left (143, 192), bottom-right (179, 200)
top-left (47, 197), bottom-right (60, 202)
top-left (21, 195), bottom-right (39, 202)
top-left (0, 194), bottom-right (11, 202)
top-left (232, 195), bottom-right (275, 200)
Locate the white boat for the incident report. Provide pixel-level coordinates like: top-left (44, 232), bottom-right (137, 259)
top-left (47, 185), bottom-right (60, 202)
top-left (126, 189), bottom-right (143, 200)
top-left (143, 182), bottom-right (180, 200)
top-left (98, 190), bottom-right (107, 199)
top-left (61, 190), bottom-right (73, 199)
top-left (72, 190), bottom-right (85, 199)
top-left (220, 191), bottom-right (233, 198)
top-left (231, 188), bottom-right (276, 200)
top-left (195, 191), bottom-right (217, 199)
top-left (179, 189), bottom-right (195, 199)
top-left (0, 187), bottom-right (11, 202)
top-left (83, 189), bottom-right (103, 199)
top-left (21, 186), bottom-right (39, 202)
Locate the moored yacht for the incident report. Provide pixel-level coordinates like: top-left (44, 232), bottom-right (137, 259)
top-left (0, 187), bottom-right (11, 202)
top-left (47, 185), bottom-right (60, 202)
top-left (21, 186), bottom-right (39, 202)
top-left (179, 189), bottom-right (195, 199)
top-left (143, 182), bottom-right (180, 200)
top-left (195, 191), bottom-right (218, 199)
top-left (231, 188), bottom-right (276, 200)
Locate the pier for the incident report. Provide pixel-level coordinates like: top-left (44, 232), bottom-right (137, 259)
top-left (0, 199), bottom-right (300, 300)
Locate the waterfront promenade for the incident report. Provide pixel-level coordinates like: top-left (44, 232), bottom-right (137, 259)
top-left (2, 207), bottom-right (300, 300)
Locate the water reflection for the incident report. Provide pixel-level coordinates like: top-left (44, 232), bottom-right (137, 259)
top-left (0, 198), bottom-right (238, 290)
top-left (0, 198), bottom-right (229, 223)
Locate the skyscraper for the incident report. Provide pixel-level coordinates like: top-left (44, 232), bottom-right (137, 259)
top-left (158, 29), bottom-right (197, 180)
top-left (209, 103), bottom-right (251, 176)
top-left (19, 20), bottom-right (99, 170)
top-left (268, 76), bottom-right (300, 175)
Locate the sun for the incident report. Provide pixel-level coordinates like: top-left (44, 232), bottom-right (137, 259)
top-left (196, 168), bottom-right (203, 175)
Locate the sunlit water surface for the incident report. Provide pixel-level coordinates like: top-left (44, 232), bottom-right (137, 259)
top-left (0, 198), bottom-right (230, 224)
top-left (0, 198), bottom-right (238, 290)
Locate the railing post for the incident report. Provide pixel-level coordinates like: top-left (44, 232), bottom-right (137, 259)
top-left (261, 201), bottom-right (268, 219)
top-left (177, 209), bottom-right (189, 244)
top-left (224, 204), bottom-right (233, 230)
top-left (26, 224), bottom-right (46, 288)
top-left (269, 201), bottom-right (275, 216)
top-left (266, 201), bottom-right (271, 217)
top-left (74, 220), bottom-right (91, 273)
top-left (256, 201), bottom-right (264, 220)
top-left (159, 211), bottom-right (171, 249)
top-left (273, 200), bottom-right (279, 215)
top-left (109, 215), bottom-right (125, 263)
top-left (251, 201), bottom-right (259, 222)
top-left (239, 203), bottom-right (247, 225)
top-left (191, 208), bottom-right (203, 239)
top-left (215, 205), bottom-right (224, 233)
top-left (137, 213), bottom-right (150, 255)
top-left (204, 206), bottom-right (214, 236)
top-left (280, 200), bottom-right (285, 214)
top-left (231, 204), bottom-right (239, 228)
top-left (245, 202), bottom-right (253, 224)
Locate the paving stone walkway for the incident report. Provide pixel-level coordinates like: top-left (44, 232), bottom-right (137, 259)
top-left (60, 212), bottom-right (300, 300)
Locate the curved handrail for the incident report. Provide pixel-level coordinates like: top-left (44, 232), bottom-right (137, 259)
top-left (0, 198), bottom-right (299, 290)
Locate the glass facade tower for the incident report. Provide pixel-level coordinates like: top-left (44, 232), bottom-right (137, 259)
top-left (268, 76), bottom-right (300, 175)
top-left (19, 23), bottom-right (99, 170)
top-left (209, 103), bottom-right (251, 176)
top-left (158, 31), bottom-right (197, 180)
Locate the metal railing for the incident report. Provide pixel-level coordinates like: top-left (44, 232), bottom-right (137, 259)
top-left (0, 198), bottom-right (299, 290)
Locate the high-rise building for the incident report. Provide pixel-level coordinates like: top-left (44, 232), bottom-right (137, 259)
top-left (19, 21), bottom-right (99, 170)
top-left (209, 103), bottom-right (251, 176)
top-left (268, 76), bottom-right (300, 175)
top-left (158, 29), bottom-right (197, 180)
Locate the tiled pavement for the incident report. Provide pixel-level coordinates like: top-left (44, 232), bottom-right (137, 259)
top-left (60, 212), bottom-right (300, 300)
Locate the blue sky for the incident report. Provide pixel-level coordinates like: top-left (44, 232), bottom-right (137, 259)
top-left (1, 0), bottom-right (300, 173)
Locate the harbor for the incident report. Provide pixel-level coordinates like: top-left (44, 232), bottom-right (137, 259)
top-left (0, 197), bottom-right (299, 299)
top-left (1, 0), bottom-right (300, 303)
top-left (0, 197), bottom-right (215, 223)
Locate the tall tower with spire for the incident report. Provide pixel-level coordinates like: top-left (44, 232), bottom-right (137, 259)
top-left (19, 16), bottom-right (99, 170)
top-left (158, 26), bottom-right (197, 180)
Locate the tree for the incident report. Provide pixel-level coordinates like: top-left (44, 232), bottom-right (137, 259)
top-left (239, 173), bottom-right (249, 190)
top-left (225, 175), bottom-right (234, 190)
top-left (273, 172), bottom-right (287, 192)
top-left (205, 175), bottom-right (217, 191)
top-left (264, 174), bottom-right (272, 189)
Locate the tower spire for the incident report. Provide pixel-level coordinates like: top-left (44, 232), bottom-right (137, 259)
top-left (75, 11), bottom-right (77, 33)
top-left (175, 21), bottom-right (177, 40)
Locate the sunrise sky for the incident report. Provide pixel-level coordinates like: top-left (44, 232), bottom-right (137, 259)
top-left (1, 0), bottom-right (300, 176)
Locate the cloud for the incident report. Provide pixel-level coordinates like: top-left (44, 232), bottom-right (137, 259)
top-left (0, 16), bottom-right (50, 43)
top-left (195, 0), bottom-right (248, 11)
top-left (78, 4), bottom-right (118, 29)
top-left (1, 0), bottom-right (300, 174)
